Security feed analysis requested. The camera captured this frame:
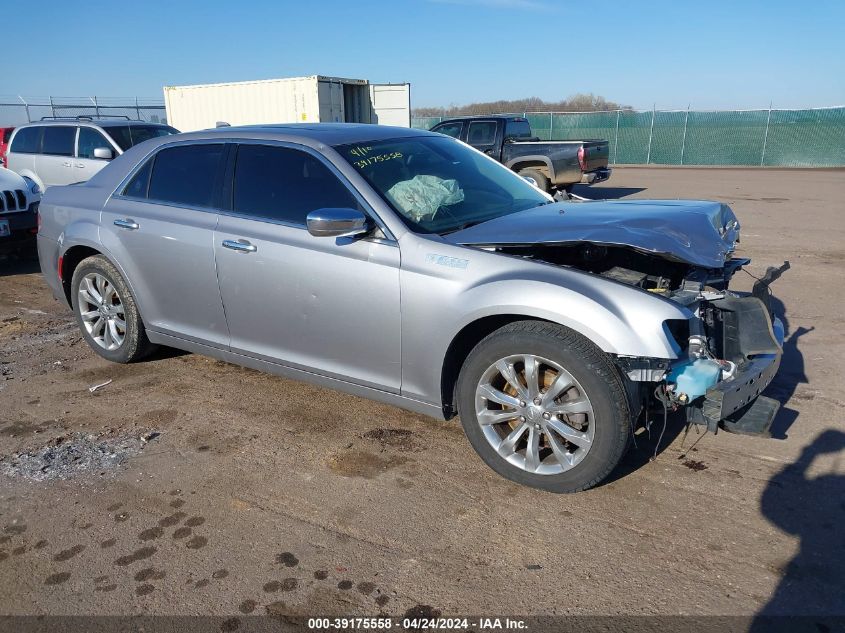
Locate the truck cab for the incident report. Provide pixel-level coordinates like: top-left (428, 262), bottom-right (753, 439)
top-left (431, 115), bottom-right (610, 194)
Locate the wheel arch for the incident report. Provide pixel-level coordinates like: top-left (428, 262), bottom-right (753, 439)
top-left (59, 244), bottom-right (145, 328)
top-left (440, 314), bottom-right (547, 418)
top-left (506, 155), bottom-right (555, 180)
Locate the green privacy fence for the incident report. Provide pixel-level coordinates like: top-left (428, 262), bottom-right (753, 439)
top-left (412, 107), bottom-right (845, 167)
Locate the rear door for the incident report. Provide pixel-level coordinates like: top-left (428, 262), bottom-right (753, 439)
top-left (465, 119), bottom-right (500, 158)
top-left (100, 142), bottom-right (230, 347)
top-left (369, 83), bottom-right (411, 127)
top-left (74, 126), bottom-right (119, 181)
top-left (35, 126), bottom-right (78, 188)
top-left (214, 141), bottom-right (401, 391)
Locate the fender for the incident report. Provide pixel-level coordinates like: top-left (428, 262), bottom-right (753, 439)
top-left (399, 249), bottom-right (692, 405)
top-left (505, 155), bottom-right (555, 181)
top-left (14, 168), bottom-right (44, 194)
top-left (57, 227), bottom-right (147, 327)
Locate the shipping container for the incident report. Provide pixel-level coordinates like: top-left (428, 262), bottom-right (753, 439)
top-left (163, 75), bottom-right (411, 132)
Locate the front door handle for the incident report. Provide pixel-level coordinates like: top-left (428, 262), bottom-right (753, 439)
top-left (222, 239), bottom-right (257, 253)
top-left (74, 163), bottom-right (85, 168)
top-left (114, 218), bottom-right (139, 230)
top-left (62, 161), bottom-right (72, 167)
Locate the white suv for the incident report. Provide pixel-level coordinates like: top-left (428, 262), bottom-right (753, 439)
top-left (6, 117), bottom-right (178, 190)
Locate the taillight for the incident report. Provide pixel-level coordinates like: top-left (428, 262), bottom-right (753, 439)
top-left (36, 207), bottom-right (41, 232)
top-left (577, 146), bottom-right (587, 171)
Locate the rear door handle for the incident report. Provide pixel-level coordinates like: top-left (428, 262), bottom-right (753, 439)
top-left (222, 239), bottom-right (257, 253)
top-left (114, 218), bottom-right (139, 230)
top-left (74, 163), bottom-right (85, 168)
top-left (61, 161), bottom-right (72, 167)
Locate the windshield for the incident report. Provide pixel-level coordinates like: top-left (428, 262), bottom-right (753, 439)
top-left (107, 125), bottom-right (179, 151)
top-left (335, 136), bottom-right (551, 234)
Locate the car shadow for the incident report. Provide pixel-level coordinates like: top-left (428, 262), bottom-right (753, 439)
top-left (750, 428), bottom-right (845, 631)
top-left (762, 295), bottom-right (808, 440)
top-left (0, 254), bottom-right (41, 277)
top-left (571, 185), bottom-right (646, 200)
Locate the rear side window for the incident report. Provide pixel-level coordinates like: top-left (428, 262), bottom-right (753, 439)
top-left (10, 127), bottom-right (42, 154)
top-left (78, 128), bottom-right (113, 159)
top-left (232, 144), bottom-right (357, 225)
top-left (432, 122), bottom-right (463, 138)
top-left (467, 121), bottom-right (497, 145)
top-left (148, 144), bottom-right (225, 208)
top-left (505, 119), bottom-right (532, 140)
top-left (41, 126), bottom-right (76, 156)
top-left (122, 158), bottom-right (154, 199)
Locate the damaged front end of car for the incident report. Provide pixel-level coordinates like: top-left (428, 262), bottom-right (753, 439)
top-left (448, 199), bottom-right (790, 437)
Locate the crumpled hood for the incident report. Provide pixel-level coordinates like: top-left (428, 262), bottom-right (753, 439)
top-left (445, 199), bottom-right (741, 268)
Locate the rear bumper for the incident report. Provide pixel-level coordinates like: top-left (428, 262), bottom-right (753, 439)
top-left (0, 205), bottom-right (38, 255)
top-left (580, 167), bottom-right (612, 185)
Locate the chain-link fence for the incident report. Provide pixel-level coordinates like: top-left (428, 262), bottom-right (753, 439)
top-left (413, 106), bottom-right (845, 167)
top-left (0, 97), bottom-right (168, 127)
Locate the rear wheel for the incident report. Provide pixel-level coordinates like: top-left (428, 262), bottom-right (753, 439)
top-left (456, 321), bottom-right (630, 492)
top-left (71, 255), bottom-right (156, 363)
top-left (517, 168), bottom-right (550, 193)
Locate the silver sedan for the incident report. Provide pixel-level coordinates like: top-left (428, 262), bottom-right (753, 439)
top-left (36, 124), bottom-right (785, 492)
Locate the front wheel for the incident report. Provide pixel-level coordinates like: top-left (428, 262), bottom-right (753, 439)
top-left (456, 321), bottom-right (630, 493)
top-left (71, 255), bottom-right (156, 363)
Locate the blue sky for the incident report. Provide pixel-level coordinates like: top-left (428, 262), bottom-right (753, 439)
top-left (2, 0), bottom-right (844, 110)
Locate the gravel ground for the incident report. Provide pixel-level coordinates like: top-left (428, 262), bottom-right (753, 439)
top-left (0, 167), bottom-right (843, 623)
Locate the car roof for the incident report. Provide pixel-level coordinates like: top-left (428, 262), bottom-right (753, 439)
top-left (16, 119), bottom-right (172, 128)
top-left (176, 123), bottom-right (437, 146)
top-left (437, 115), bottom-right (527, 122)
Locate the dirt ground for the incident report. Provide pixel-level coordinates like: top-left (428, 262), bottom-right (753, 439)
top-left (1, 168), bottom-right (843, 622)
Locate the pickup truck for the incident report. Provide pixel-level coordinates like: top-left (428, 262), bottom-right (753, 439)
top-left (430, 115), bottom-right (611, 194)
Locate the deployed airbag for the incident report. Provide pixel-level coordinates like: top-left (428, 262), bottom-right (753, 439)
top-left (386, 175), bottom-right (464, 222)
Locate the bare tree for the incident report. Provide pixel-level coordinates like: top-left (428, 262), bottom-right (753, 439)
top-left (413, 93), bottom-right (631, 117)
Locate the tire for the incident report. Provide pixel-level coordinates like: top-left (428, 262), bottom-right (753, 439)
top-left (517, 168), bottom-right (550, 193)
top-left (456, 320), bottom-right (630, 493)
top-left (71, 255), bottom-right (156, 363)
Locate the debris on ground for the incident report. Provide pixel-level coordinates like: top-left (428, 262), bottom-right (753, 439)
top-left (0, 430), bottom-right (160, 481)
top-left (88, 379), bottom-right (113, 393)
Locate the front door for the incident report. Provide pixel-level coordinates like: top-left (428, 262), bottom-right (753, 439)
top-left (99, 142), bottom-right (230, 348)
top-left (465, 119), bottom-right (500, 159)
top-left (214, 142), bottom-right (401, 392)
top-left (75, 126), bottom-right (119, 182)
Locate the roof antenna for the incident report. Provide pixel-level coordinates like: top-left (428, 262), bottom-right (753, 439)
top-left (215, 121), bottom-right (230, 128)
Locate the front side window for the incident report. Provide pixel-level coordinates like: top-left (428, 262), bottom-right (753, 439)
top-left (335, 136), bottom-right (550, 235)
top-left (41, 126), bottom-right (76, 156)
top-left (467, 121), bottom-right (497, 145)
top-left (78, 128), bottom-right (113, 159)
top-left (10, 127), bottom-right (43, 154)
top-left (147, 144), bottom-right (225, 208)
top-left (232, 144), bottom-right (358, 225)
top-left (107, 125), bottom-right (179, 151)
top-left (432, 122), bottom-right (463, 139)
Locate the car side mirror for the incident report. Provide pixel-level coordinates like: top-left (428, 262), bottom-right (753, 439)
top-left (306, 208), bottom-right (369, 238)
top-left (93, 147), bottom-right (114, 160)
top-left (522, 175), bottom-right (538, 187)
